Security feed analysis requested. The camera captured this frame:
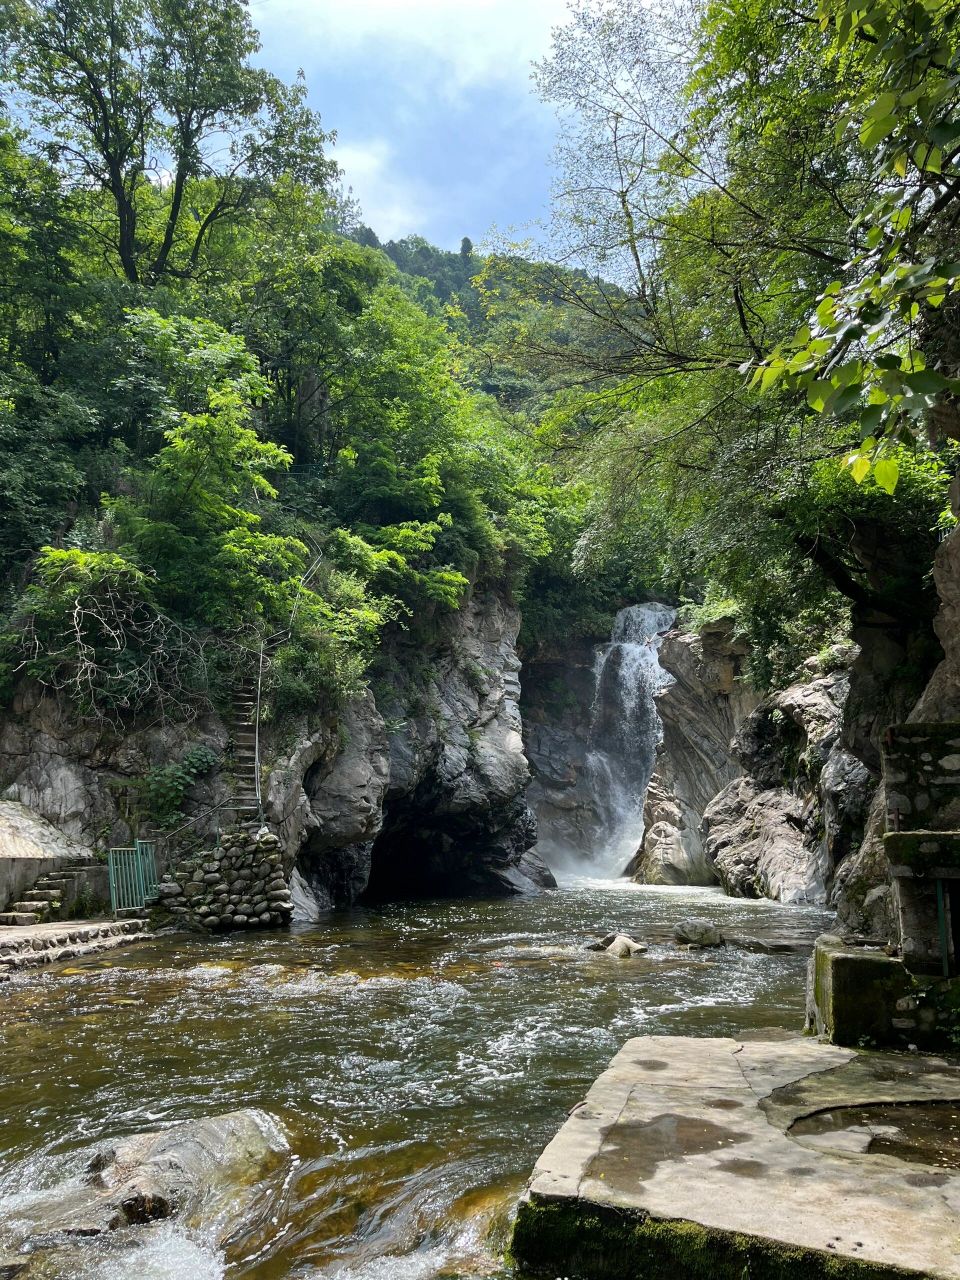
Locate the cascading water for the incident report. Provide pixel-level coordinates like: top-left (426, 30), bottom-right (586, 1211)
top-left (578, 601), bottom-right (676, 876)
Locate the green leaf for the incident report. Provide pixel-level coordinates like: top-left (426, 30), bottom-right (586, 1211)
top-left (915, 143), bottom-right (942, 173)
top-left (860, 115), bottom-right (898, 147)
top-left (849, 454), bottom-right (871, 484)
top-left (816, 296), bottom-right (838, 326)
top-left (864, 91), bottom-right (898, 121)
top-left (860, 404), bottom-right (885, 435)
top-left (806, 380), bottom-right (832, 412)
top-left (830, 383), bottom-right (864, 415)
top-left (903, 368), bottom-right (948, 393)
top-left (873, 457), bottom-right (900, 494)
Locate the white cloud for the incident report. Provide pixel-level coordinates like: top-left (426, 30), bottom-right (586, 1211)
top-left (334, 137), bottom-right (432, 240)
top-left (255, 0), bottom-right (570, 89)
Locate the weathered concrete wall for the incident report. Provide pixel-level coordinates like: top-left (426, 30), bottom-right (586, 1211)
top-left (806, 934), bottom-right (911, 1046)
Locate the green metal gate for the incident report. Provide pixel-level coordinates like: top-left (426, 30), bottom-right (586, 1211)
top-left (107, 840), bottom-right (160, 915)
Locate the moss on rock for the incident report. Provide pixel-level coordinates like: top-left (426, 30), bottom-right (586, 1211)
top-left (511, 1195), bottom-right (924, 1280)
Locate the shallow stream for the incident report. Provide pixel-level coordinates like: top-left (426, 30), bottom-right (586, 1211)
top-left (0, 879), bottom-right (831, 1279)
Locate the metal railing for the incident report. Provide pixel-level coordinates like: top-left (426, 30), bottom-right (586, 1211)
top-left (107, 840), bottom-right (160, 915)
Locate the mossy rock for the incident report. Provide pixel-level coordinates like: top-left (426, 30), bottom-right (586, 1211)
top-left (511, 1196), bottom-right (923, 1280)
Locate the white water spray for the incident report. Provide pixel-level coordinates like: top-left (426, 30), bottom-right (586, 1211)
top-left (579, 602), bottom-right (676, 876)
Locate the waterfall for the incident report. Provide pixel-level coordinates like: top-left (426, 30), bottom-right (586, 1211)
top-left (579, 602), bottom-right (676, 876)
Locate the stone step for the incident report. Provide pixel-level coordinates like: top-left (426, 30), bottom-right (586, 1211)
top-left (9, 901), bottom-right (52, 914)
top-left (0, 913), bottom-right (39, 926)
top-left (22, 889), bottom-right (61, 902)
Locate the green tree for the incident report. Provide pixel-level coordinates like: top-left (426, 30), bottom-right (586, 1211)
top-left (4, 0), bottom-right (336, 283)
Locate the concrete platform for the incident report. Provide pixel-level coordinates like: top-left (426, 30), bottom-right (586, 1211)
top-left (512, 1035), bottom-right (960, 1279)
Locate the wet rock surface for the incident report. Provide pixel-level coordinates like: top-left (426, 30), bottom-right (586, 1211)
top-left (4, 1110), bottom-right (290, 1277)
top-left (513, 1035), bottom-right (960, 1280)
top-left (284, 590), bottom-right (553, 910)
top-left (674, 918), bottom-right (724, 947)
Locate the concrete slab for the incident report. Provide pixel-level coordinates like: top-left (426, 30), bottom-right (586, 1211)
top-left (512, 1035), bottom-right (960, 1279)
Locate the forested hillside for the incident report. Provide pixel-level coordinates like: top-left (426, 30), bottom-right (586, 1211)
top-left (1, 0), bottom-right (959, 729)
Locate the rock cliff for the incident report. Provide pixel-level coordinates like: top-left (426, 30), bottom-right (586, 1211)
top-left (278, 590), bottom-right (553, 912)
top-left (520, 642), bottom-right (604, 865)
top-left (630, 621), bottom-right (757, 885)
top-left (0, 589), bottom-right (553, 920)
top-left (833, 526), bottom-right (960, 938)
top-left (702, 658), bottom-right (874, 904)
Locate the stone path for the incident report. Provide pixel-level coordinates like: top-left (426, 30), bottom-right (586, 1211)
top-left (512, 1034), bottom-right (960, 1279)
top-left (0, 918), bottom-right (152, 973)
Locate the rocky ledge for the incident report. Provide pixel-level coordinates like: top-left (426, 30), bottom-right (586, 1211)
top-left (512, 1034), bottom-right (960, 1280)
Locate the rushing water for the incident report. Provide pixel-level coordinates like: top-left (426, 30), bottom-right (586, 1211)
top-left (0, 880), bottom-right (830, 1279)
top-left (579, 602), bottom-right (676, 875)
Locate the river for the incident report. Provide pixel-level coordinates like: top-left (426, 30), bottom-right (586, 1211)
top-left (0, 878), bottom-right (831, 1279)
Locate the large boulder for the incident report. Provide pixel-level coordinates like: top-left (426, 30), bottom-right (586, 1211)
top-left (674, 918), bottom-right (724, 947)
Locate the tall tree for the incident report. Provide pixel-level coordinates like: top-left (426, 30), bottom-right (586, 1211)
top-left (3, 0), bottom-right (337, 283)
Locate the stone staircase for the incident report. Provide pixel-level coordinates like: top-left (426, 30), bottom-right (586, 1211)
top-left (230, 674), bottom-right (263, 820)
top-left (0, 860), bottom-right (92, 926)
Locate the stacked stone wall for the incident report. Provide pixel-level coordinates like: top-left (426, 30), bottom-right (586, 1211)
top-left (159, 826), bottom-right (294, 932)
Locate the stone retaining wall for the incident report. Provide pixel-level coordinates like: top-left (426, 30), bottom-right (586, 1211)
top-left (883, 722), bottom-right (960, 830)
top-left (159, 825), bottom-right (294, 932)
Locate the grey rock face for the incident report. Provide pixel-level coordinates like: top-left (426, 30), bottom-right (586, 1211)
top-left (280, 591), bottom-right (554, 912)
top-left (518, 642), bottom-right (601, 862)
top-left (0, 684), bottom-right (230, 849)
top-left (632, 622), bottom-right (758, 886)
top-left (702, 665), bottom-right (874, 905)
top-left (833, 527), bottom-right (960, 937)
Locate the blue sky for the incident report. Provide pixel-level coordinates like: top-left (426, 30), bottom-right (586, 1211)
top-left (250, 0), bottom-right (569, 250)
